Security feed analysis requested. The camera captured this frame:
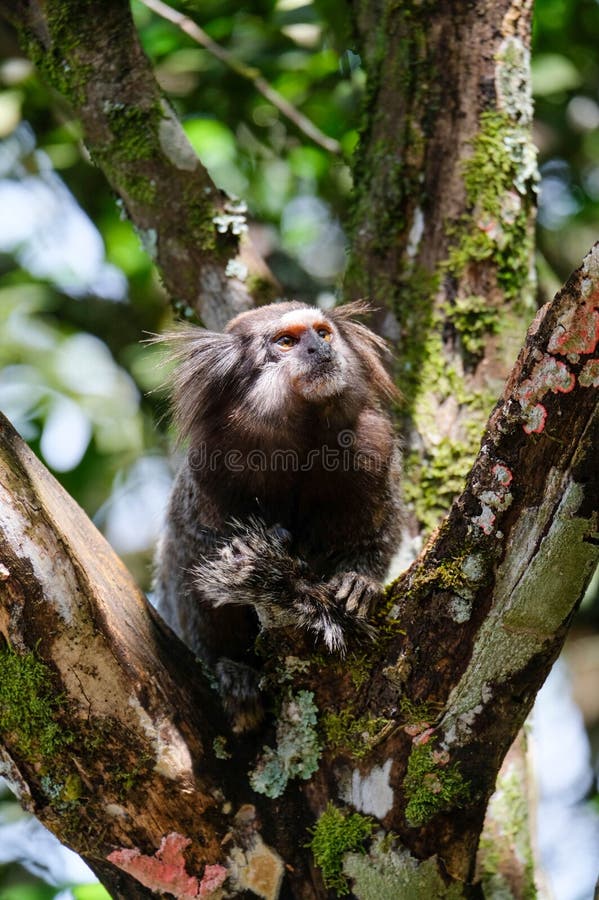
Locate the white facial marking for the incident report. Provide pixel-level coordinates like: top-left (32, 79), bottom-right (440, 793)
top-left (277, 309), bottom-right (332, 330)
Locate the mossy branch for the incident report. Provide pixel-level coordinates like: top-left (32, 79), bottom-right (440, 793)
top-left (0, 0), bottom-right (278, 328)
top-left (0, 411), bottom-right (236, 897)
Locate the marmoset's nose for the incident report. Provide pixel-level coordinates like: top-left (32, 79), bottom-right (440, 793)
top-left (305, 332), bottom-right (319, 354)
top-left (305, 332), bottom-right (331, 358)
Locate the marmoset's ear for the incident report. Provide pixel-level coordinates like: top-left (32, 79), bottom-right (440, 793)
top-left (329, 301), bottom-right (399, 403)
top-left (150, 327), bottom-right (243, 444)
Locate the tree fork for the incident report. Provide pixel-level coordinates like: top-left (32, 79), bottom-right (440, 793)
top-left (0, 247), bottom-right (597, 897)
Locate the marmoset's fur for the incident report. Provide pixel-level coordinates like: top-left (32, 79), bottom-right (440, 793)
top-left (153, 301), bottom-right (402, 730)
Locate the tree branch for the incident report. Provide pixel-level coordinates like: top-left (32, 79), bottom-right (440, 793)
top-left (356, 243), bottom-right (599, 876)
top-left (0, 411), bottom-right (240, 895)
top-left (0, 0), bottom-right (278, 328)
top-left (345, 0), bottom-right (539, 538)
top-left (251, 243), bottom-right (598, 885)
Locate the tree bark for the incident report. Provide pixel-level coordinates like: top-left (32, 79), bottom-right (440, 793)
top-left (0, 414), bottom-right (234, 897)
top-left (345, 0), bottom-right (539, 538)
top-left (1, 247), bottom-right (597, 897)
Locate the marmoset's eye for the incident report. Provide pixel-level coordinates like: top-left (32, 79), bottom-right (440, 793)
top-left (316, 327), bottom-right (332, 342)
top-left (275, 334), bottom-right (297, 349)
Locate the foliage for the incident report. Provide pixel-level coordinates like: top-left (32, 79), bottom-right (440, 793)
top-left (532, 0), bottom-right (599, 284)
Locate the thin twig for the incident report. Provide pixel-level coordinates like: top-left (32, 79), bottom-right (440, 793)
top-left (139, 0), bottom-right (342, 155)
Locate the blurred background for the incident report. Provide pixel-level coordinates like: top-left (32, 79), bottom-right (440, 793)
top-left (0, 0), bottom-right (598, 897)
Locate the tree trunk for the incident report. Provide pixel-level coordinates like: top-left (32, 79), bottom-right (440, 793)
top-left (346, 0), bottom-right (538, 540)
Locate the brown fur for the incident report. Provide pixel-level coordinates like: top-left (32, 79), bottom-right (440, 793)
top-left (153, 301), bottom-right (402, 729)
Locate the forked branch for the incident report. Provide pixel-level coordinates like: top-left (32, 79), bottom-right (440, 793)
top-left (0, 248), bottom-right (597, 896)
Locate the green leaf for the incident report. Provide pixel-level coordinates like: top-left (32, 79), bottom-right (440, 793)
top-left (532, 54), bottom-right (582, 96)
top-left (70, 884), bottom-right (112, 900)
top-left (182, 118), bottom-right (236, 167)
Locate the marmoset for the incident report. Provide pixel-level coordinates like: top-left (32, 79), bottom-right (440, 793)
top-left (153, 300), bottom-right (402, 730)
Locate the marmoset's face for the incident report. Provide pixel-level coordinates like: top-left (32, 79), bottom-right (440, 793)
top-left (266, 308), bottom-right (348, 402)
top-left (168, 299), bottom-right (394, 444)
top-left (226, 305), bottom-right (353, 425)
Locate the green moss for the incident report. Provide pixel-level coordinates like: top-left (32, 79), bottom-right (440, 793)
top-left (375, 609), bottom-right (406, 643)
top-left (111, 753), bottom-right (154, 795)
top-left (0, 647), bottom-right (71, 762)
top-left (307, 803), bottom-right (375, 896)
top-left (397, 698), bottom-right (438, 727)
top-left (17, 2), bottom-right (94, 106)
top-left (309, 651), bottom-right (373, 691)
top-left (445, 295), bottom-right (500, 360)
top-left (121, 172), bottom-right (158, 205)
top-left (182, 177), bottom-right (220, 250)
top-left (0, 647), bottom-right (157, 798)
top-left (104, 102), bottom-right (161, 163)
top-left (346, 652), bottom-right (376, 690)
top-left (403, 740), bottom-right (469, 827)
top-left (404, 438), bottom-right (475, 533)
top-left (445, 110), bottom-right (537, 305)
top-left (405, 551), bottom-right (487, 602)
top-left (322, 709), bottom-right (393, 760)
top-left (186, 200), bottom-right (218, 253)
top-left (397, 113), bottom-right (535, 504)
top-left (391, 265), bottom-right (439, 414)
top-left (92, 102), bottom-right (164, 206)
top-left (400, 299), bottom-right (495, 534)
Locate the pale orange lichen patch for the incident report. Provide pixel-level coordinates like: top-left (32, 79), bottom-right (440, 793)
top-left (229, 837), bottom-right (284, 900)
top-left (107, 832), bottom-right (201, 899)
top-left (412, 727), bottom-right (435, 746)
top-left (404, 722), bottom-right (431, 737)
top-left (547, 285), bottom-right (599, 357)
top-left (579, 359), bottom-right (599, 388)
top-left (516, 355), bottom-right (575, 433)
top-left (432, 749), bottom-right (450, 766)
